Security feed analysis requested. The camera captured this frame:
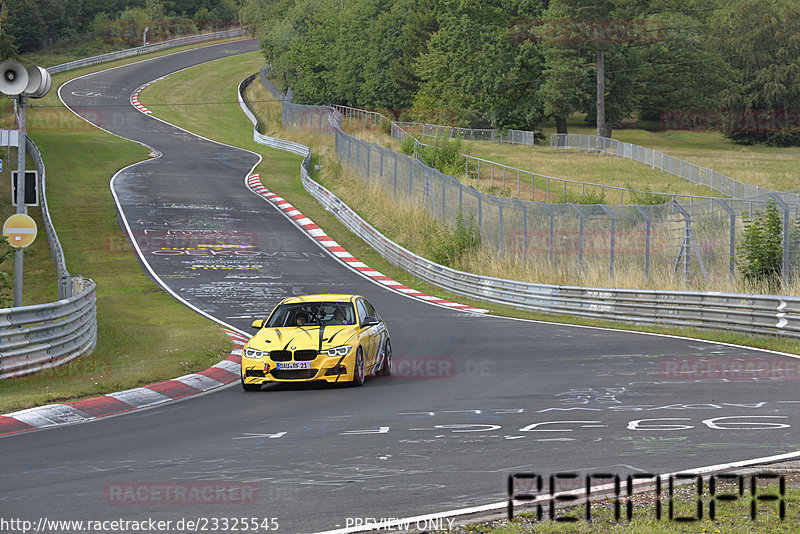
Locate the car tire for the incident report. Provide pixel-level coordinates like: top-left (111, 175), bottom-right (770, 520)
top-left (351, 347), bottom-right (365, 386)
top-left (241, 374), bottom-right (261, 392)
top-left (376, 339), bottom-right (392, 376)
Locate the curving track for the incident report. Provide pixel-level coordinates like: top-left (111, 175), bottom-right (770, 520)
top-left (2, 40), bottom-right (800, 532)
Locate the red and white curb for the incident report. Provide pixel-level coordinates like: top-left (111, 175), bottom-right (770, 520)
top-left (130, 77), bottom-right (165, 114)
top-left (0, 330), bottom-right (247, 437)
top-left (246, 173), bottom-right (487, 313)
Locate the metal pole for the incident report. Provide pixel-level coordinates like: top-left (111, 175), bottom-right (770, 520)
top-left (634, 206), bottom-right (651, 280)
top-left (13, 95), bottom-right (27, 307)
top-left (769, 192), bottom-right (792, 285)
top-left (600, 205), bottom-right (616, 279)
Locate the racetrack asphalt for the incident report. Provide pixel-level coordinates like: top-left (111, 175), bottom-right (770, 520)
top-left (2, 40), bottom-right (800, 533)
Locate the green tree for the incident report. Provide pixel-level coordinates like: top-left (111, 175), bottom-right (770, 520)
top-left (5, 0), bottom-right (46, 53)
top-left (538, 0), bottom-right (650, 139)
top-left (634, 9), bottom-right (734, 123)
top-left (737, 202), bottom-right (785, 287)
top-left (711, 0), bottom-right (800, 146)
top-left (413, 0), bottom-right (545, 130)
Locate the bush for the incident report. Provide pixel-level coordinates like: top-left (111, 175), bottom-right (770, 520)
top-left (425, 211), bottom-right (480, 267)
top-left (627, 184), bottom-right (670, 205)
top-left (417, 135), bottom-right (466, 176)
top-left (737, 202), bottom-right (784, 287)
top-left (400, 135), bottom-right (416, 156)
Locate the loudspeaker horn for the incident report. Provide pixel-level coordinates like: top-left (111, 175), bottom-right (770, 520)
top-left (25, 66), bottom-right (51, 98)
top-left (0, 60), bottom-right (29, 96)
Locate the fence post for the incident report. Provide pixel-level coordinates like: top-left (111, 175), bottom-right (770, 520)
top-left (769, 192), bottom-right (792, 285)
top-left (514, 199), bottom-right (528, 254)
top-left (600, 205), bottom-right (616, 279)
top-left (409, 159), bottom-right (413, 199)
top-left (366, 143), bottom-right (371, 185)
top-left (424, 171), bottom-right (431, 218)
top-left (393, 152), bottom-right (398, 199)
top-left (441, 174), bottom-right (447, 223)
top-left (489, 195), bottom-right (503, 253)
top-left (634, 206), bottom-right (652, 280)
top-left (569, 203), bottom-right (585, 273)
top-left (715, 199), bottom-right (736, 279)
top-left (537, 202), bottom-right (556, 265)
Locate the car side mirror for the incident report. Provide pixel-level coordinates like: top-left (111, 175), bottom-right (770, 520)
top-left (361, 316), bottom-right (379, 327)
top-left (251, 319), bottom-right (264, 329)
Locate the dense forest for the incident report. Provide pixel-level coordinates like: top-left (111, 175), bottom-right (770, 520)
top-left (1, 0), bottom-right (798, 145)
top-left (240, 0), bottom-right (800, 146)
top-left (1, 0), bottom-right (239, 55)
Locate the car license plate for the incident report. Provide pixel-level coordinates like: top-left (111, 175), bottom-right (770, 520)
top-left (277, 362), bottom-right (312, 370)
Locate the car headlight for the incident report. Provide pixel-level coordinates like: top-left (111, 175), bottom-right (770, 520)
top-left (325, 345), bottom-right (352, 357)
top-left (244, 347), bottom-right (269, 359)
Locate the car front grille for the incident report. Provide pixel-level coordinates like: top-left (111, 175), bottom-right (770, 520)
top-left (245, 369), bottom-right (266, 377)
top-left (294, 349), bottom-right (319, 361)
top-left (271, 369), bottom-right (318, 380)
top-left (269, 350), bottom-right (292, 362)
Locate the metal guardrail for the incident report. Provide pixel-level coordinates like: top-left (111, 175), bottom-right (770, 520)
top-left (0, 136), bottom-right (98, 376)
top-left (1, 26), bottom-right (249, 376)
top-left (47, 29), bottom-right (248, 74)
top-left (241, 73), bottom-right (800, 341)
top-left (27, 137), bottom-right (71, 299)
top-left (0, 278), bottom-right (97, 378)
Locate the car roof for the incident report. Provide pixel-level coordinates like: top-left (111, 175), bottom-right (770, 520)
top-left (279, 294), bottom-right (361, 305)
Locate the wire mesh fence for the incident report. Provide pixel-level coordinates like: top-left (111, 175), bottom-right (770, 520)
top-left (551, 133), bottom-right (800, 206)
top-left (259, 69), bottom-right (800, 287)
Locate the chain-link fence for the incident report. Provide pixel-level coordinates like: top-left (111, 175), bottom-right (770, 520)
top-left (552, 133), bottom-right (800, 206)
top-left (260, 69), bottom-right (800, 286)
top-left (397, 122), bottom-right (536, 146)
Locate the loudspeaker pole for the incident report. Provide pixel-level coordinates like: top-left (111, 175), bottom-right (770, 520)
top-left (13, 93), bottom-right (26, 306)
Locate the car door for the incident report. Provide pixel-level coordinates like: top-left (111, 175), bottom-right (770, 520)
top-left (355, 298), bottom-right (375, 369)
top-left (362, 298), bottom-right (384, 370)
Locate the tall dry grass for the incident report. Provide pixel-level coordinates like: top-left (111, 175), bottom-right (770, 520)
top-left (256, 90), bottom-right (800, 296)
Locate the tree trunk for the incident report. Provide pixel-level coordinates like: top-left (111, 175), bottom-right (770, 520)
top-left (595, 24), bottom-right (606, 152)
top-left (555, 116), bottom-right (567, 135)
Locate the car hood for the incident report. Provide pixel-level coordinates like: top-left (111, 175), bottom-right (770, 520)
top-left (248, 325), bottom-right (359, 351)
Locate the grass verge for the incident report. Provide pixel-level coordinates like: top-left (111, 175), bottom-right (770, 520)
top-left (0, 40), bottom-right (251, 413)
top-left (137, 53), bottom-right (800, 361)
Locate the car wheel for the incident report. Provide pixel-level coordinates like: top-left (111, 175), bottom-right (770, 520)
top-left (241, 374), bottom-right (261, 392)
top-left (376, 339), bottom-right (392, 376)
top-left (351, 347), bottom-right (365, 386)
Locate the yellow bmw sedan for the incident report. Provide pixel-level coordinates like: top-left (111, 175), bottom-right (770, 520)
top-left (241, 294), bottom-right (392, 390)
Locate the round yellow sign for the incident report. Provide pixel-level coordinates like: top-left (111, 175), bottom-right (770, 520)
top-left (3, 213), bottom-right (37, 248)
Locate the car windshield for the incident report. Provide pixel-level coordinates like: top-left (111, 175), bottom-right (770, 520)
top-left (266, 302), bottom-right (356, 328)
